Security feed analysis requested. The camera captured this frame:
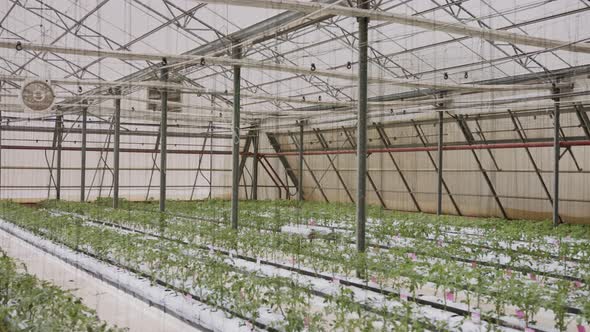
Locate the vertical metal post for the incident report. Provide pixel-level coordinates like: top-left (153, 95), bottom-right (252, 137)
top-left (160, 63), bottom-right (169, 213)
top-left (209, 121), bottom-right (213, 199)
top-left (56, 115), bottom-right (63, 201)
top-left (231, 44), bottom-right (242, 230)
top-left (298, 121), bottom-right (304, 201)
top-left (0, 111), bottom-right (2, 200)
top-left (252, 128), bottom-right (259, 200)
top-left (553, 86), bottom-right (561, 227)
top-left (437, 111), bottom-right (444, 216)
top-left (356, 2), bottom-right (369, 253)
top-left (113, 90), bottom-right (121, 209)
top-left (80, 101), bottom-right (88, 202)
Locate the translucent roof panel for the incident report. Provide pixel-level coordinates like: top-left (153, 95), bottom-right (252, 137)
top-left (0, 0), bottom-right (589, 125)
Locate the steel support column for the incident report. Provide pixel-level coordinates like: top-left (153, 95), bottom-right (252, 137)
top-left (80, 102), bottom-right (87, 202)
top-left (160, 64), bottom-right (169, 213)
top-left (252, 128), bottom-right (259, 200)
top-left (113, 89), bottom-right (121, 209)
top-left (231, 45), bottom-right (241, 229)
top-left (553, 87), bottom-right (561, 227)
top-left (56, 115), bottom-right (63, 201)
top-left (356, 3), bottom-right (369, 253)
top-left (298, 121), bottom-right (304, 201)
top-left (0, 111), bottom-right (2, 200)
top-left (209, 121), bottom-right (213, 199)
top-left (437, 111), bottom-right (443, 216)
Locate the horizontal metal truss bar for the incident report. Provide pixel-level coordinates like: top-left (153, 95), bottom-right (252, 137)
top-left (3, 185), bottom-right (588, 204)
top-left (261, 140), bottom-right (590, 157)
top-left (0, 125), bottom-right (230, 139)
top-left (5, 139), bottom-right (587, 157)
top-left (194, 0), bottom-right (590, 54)
top-left (0, 145), bottom-right (232, 155)
top-left (0, 41), bottom-right (551, 92)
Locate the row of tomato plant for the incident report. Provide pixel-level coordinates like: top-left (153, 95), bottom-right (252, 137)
top-left (0, 246), bottom-right (124, 332)
top-left (2, 201), bottom-right (444, 331)
top-left (44, 199), bottom-right (590, 331)
top-left (102, 198), bottom-right (590, 264)
top-left (49, 199), bottom-right (588, 285)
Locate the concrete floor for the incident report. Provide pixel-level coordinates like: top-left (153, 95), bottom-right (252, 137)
top-left (0, 228), bottom-right (201, 332)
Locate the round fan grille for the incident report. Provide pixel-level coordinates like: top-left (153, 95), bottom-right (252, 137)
top-left (21, 80), bottom-right (55, 111)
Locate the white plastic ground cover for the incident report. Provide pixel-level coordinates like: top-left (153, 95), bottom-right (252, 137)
top-left (369, 234), bottom-right (583, 280)
top-left (48, 208), bottom-right (588, 330)
top-left (68, 209), bottom-right (588, 290)
top-left (31, 212), bottom-right (296, 330)
top-left (385, 222), bottom-right (588, 262)
top-left (280, 224), bottom-right (333, 238)
top-left (234, 211), bottom-right (584, 283)
top-left (62, 205), bottom-right (581, 269)
top-left (78, 214), bottom-right (534, 331)
top-left (0, 228), bottom-right (202, 332)
top-left (58, 207), bottom-right (581, 280)
top-left (223, 215), bottom-right (584, 280)
top-left (318, 216), bottom-right (588, 256)
top-left (53, 210), bottom-right (520, 330)
top-left (0, 219), bottom-right (254, 332)
top-left (367, 218), bottom-right (590, 252)
top-left (243, 245), bottom-right (558, 332)
top-left (199, 234), bottom-right (576, 331)
top-left (227, 210), bottom-right (588, 261)
top-left (223, 250), bottom-right (519, 332)
top-left (285, 216), bottom-right (586, 277)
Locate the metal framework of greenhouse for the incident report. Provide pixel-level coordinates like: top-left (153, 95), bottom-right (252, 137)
top-left (1, 0), bottom-right (590, 250)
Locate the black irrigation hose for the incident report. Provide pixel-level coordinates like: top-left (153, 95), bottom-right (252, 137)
top-left (72, 214), bottom-right (555, 332)
top-left (0, 220), bottom-right (276, 332)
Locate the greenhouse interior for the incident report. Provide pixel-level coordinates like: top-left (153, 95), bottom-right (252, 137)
top-left (1, 0), bottom-right (590, 331)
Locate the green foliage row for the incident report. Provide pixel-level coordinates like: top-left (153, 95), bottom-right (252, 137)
top-left (40, 199), bottom-right (590, 331)
top-left (0, 248), bottom-right (124, 332)
top-left (2, 201), bottom-right (424, 331)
